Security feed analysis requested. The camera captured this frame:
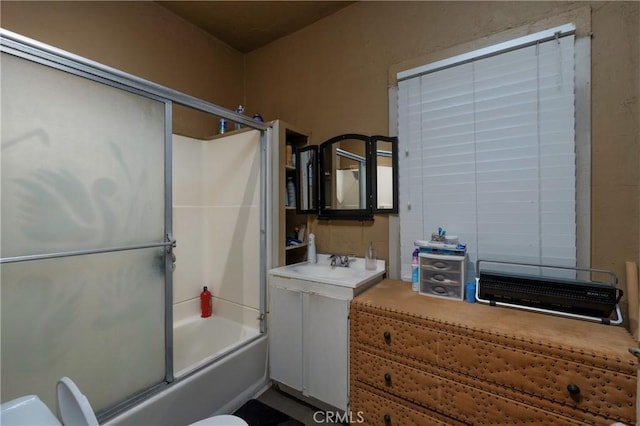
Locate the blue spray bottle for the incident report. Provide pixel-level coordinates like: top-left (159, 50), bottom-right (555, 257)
top-left (411, 249), bottom-right (420, 291)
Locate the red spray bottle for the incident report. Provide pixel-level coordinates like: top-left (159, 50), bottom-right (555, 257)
top-left (200, 286), bottom-right (212, 318)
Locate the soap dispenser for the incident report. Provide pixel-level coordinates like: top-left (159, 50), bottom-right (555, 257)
top-left (365, 241), bottom-right (376, 270)
top-left (308, 233), bottom-right (317, 263)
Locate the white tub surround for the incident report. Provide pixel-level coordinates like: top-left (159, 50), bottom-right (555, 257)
top-left (172, 130), bottom-right (263, 380)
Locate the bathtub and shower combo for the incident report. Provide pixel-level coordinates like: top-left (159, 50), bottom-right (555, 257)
top-left (1, 29), bottom-right (273, 425)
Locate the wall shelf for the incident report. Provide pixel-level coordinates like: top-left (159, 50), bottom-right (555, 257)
top-left (272, 120), bottom-right (311, 266)
top-left (285, 243), bottom-right (308, 251)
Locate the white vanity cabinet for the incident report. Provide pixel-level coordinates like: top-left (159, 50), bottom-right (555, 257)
top-left (268, 277), bottom-right (350, 411)
top-left (304, 292), bottom-right (349, 410)
top-left (267, 258), bottom-right (385, 412)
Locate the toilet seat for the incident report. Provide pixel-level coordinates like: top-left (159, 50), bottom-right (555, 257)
top-left (189, 414), bottom-right (248, 426)
top-left (0, 394), bottom-right (61, 426)
top-left (56, 377), bottom-right (99, 426)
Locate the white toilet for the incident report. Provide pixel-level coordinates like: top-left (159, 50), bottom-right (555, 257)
top-left (1, 377), bottom-right (248, 426)
top-left (0, 395), bottom-right (62, 426)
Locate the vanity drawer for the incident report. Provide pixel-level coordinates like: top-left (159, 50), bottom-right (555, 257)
top-left (353, 349), bottom-right (584, 425)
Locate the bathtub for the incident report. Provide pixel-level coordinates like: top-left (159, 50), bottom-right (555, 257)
top-left (105, 317), bottom-right (268, 426)
top-left (173, 315), bottom-right (261, 378)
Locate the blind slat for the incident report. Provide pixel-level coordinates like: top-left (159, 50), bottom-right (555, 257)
top-left (399, 34), bottom-right (576, 280)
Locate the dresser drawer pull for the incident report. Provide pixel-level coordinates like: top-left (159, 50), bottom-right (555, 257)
top-left (384, 373), bottom-right (392, 384)
top-left (567, 383), bottom-right (581, 399)
top-left (383, 414), bottom-right (391, 424)
top-left (383, 331), bottom-right (391, 342)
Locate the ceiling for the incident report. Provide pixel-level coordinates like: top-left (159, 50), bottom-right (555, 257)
top-left (157, 1), bottom-right (355, 53)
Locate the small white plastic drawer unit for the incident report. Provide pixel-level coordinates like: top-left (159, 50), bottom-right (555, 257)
top-left (419, 253), bottom-right (466, 300)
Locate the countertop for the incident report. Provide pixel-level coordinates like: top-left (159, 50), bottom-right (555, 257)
top-left (353, 279), bottom-right (637, 361)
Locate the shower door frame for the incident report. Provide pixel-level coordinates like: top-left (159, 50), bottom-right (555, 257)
top-left (0, 28), bottom-right (270, 417)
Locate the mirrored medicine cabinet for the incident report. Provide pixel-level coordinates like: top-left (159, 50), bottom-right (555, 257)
top-left (295, 134), bottom-right (398, 220)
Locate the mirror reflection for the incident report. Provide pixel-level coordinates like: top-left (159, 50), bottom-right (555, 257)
top-left (375, 140), bottom-right (394, 210)
top-left (322, 137), bottom-right (368, 211)
top-left (296, 146), bottom-right (317, 212)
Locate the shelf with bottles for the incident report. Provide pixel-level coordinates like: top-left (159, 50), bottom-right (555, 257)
top-left (285, 222), bottom-right (307, 249)
top-left (273, 119), bottom-right (310, 266)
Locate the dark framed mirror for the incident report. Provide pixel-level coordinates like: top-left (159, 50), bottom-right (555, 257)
top-left (372, 135), bottom-right (399, 214)
top-left (320, 134), bottom-right (370, 219)
top-left (295, 133), bottom-right (398, 220)
top-left (295, 145), bottom-right (318, 213)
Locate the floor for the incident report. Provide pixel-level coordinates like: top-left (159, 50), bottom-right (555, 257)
top-left (257, 387), bottom-right (343, 426)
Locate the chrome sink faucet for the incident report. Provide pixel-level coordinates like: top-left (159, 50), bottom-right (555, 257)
top-left (330, 254), bottom-right (352, 268)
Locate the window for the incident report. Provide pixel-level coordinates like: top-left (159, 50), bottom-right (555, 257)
top-left (397, 24), bottom-right (586, 281)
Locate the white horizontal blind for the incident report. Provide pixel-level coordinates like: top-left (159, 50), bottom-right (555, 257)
top-left (398, 35), bottom-right (576, 280)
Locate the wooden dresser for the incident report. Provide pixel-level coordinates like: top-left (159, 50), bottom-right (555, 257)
top-left (350, 280), bottom-right (637, 425)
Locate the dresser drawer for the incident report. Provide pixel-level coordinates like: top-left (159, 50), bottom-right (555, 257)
top-left (438, 332), bottom-right (636, 423)
top-left (420, 280), bottom-right (463, 300)
top-left (353, 311), bottom-right (440, 364)
top-left (420, 256), bottom-right (462, 272)
top-left (353, 349), bottom-right (584, 425)
top-left (420, 269), bottom-right (461, 285)
top-left (350, 383), bottom-right (462, 426)
top-left (353, 310), bottom-right (636, 424)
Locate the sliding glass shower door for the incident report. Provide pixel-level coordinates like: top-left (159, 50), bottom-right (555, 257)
top-left (1, 51), bottom-right (170, 412)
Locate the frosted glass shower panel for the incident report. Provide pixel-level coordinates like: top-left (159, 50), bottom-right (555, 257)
top-left (0, 51), bottom-right (167, 412)
top-left (0, 249), bottom-right (166, 412)
top-left (1, 53), bottom-right (165, 258)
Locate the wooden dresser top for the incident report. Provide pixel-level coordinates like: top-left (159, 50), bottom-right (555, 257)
top-left (353, 279), bottom-right (637, 360)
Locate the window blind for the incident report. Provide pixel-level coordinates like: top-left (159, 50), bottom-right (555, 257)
top-left (398, 34), bottom-right (576, 281)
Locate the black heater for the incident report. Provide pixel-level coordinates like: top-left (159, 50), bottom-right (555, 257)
top-left (476, 260), bottom-right (623, 325)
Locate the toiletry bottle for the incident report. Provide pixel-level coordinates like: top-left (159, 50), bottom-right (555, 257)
top-left (219, 118), bottom-right (226, 135)
top-left (366, 241), bottom-right (376, 270)
top-left (286, 142), bottom-right (293, 166)
top-left (308, 233), bottom-right (317, 263)
top-left (411, 249), bottom-right (420, 291)
top-left (235, 105), bottom-right (244, 130)
top-left (200, 286), bottom-right (212, 318)
top-left (287, 177), bottom-right (296, 208)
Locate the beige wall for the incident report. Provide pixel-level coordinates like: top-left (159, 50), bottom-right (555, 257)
top-left (245, 1), bottom-right (639, 294)
top-left (2, 1), bottom-right (638, 295)
top-left (1, 0), bottom-right (245, 137)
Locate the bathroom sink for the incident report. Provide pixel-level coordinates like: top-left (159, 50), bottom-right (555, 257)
top-left (268, 254), bottom-right (385, 288)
